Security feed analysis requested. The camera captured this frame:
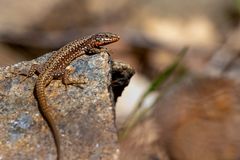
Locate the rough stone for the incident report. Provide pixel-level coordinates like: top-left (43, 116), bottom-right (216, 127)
top-left (0, 51), bottom-right (134, 160)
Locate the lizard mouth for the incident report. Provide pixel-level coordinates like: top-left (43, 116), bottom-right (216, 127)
top-left (111, 35), bottom-right (120, 42)
top-left (103, 35), bottom-right (120, 45)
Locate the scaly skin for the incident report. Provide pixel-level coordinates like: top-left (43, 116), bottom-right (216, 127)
top-left (24, 32), bottom-right (120, 160)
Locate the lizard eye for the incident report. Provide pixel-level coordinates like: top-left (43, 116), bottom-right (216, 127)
top-left (96, 37), bottom-right (101, 42)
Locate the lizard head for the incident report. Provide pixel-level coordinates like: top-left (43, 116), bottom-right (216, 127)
top-left (91, 32), bottom-right (120, 47)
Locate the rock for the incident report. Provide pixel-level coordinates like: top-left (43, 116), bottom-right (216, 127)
top-left (154, 77), bottom-right (240, 160)
top-left (120, 77), bottom-right (240, 160)
top-left (111, 61), bottom-right (135, 102)
top-left (0, 50), bottom-right (134, 160)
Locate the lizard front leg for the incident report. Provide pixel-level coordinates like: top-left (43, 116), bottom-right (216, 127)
top-left (62, 66), bottom-right (87, 88)
top-left (51, 66), bottom-right (87, 90)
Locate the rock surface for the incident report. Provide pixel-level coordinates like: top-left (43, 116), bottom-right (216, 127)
top-left (0, 51), bottom-right (134, 160)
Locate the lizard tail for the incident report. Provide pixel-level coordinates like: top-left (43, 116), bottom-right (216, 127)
top-left (36, 79), bottom-right (61, 160)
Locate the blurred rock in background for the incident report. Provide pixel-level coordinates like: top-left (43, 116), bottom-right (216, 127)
top-left (120, 77), bottom-right (240, 160)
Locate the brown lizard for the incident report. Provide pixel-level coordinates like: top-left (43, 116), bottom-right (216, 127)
top-left (22, 32), bottom-right (120, 160)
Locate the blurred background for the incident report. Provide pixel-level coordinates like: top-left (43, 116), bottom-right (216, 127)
top-left (1, 0), bottom-right (240, 159)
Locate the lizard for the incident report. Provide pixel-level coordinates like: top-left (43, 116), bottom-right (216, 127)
top-left (22, 32), bottom-right (120, 160)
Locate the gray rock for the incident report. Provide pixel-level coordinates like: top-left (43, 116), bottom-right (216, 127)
top-left (0, 51), bottom-right (134, 160)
